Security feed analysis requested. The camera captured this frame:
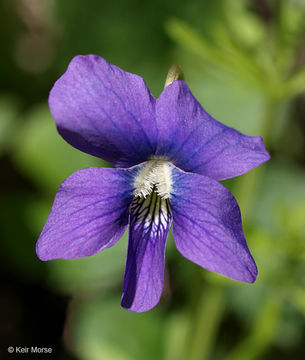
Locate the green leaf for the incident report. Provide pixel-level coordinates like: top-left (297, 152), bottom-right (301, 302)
top-left (71, 298), bottom-right (164, 360)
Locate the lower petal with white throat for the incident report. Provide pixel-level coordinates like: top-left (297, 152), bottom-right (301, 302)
top-left (122, 160), bottom-right (173, 312)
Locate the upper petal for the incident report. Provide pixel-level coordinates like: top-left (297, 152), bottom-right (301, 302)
top-left (121, 193), bottom-right (172, 312)
top-left (49, 55), bottom-right (157, 167)
top-left (170, 166), bottom-right (257, 283)
top-left (156, 81), bottom-right (270, 180)
top-left (36, 167), bottom-right (137, 260)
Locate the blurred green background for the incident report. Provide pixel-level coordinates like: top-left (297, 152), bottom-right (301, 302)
top-left (1, 0), bottom-right (305, 359)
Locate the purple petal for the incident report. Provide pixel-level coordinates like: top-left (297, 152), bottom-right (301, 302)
top-left (156, 81), bottom-right (270, 180)
top-left (170, 166), bottom-right (257, 282)
top-left (49, 55), bottom-right (157, 167)
top-left (36, 167), bottom-right (137, 260)
top-left (121, 193), bottom-right (172, 312)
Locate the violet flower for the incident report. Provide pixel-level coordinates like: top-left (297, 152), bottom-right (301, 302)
top-left (36, 55), bottom-right (270, 312)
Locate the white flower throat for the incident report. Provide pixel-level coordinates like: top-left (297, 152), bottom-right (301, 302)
top-left (131, 159), bottom-right (173, 234)
top-left (133, 159), bottom-right (173, 199)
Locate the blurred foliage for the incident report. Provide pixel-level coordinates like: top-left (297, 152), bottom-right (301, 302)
top-left (71, 299), bottom-right (164, 360)
top-left (1, 0), bottom-right (305, 359)
top-left (11, 104), bottom-right (106, 192)
top-left (0, 96), bottom-right (19, 154)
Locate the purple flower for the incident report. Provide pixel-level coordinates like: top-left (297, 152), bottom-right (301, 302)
top-left (36, 55), bottom-right (270, 312)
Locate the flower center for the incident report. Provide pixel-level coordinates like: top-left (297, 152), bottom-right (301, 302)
top-left (133, 159), bottom-right (173, 199)
top-left (130, 190), bottom-right (172, 233)
top-left (131, 159), bottom-right (173, 240)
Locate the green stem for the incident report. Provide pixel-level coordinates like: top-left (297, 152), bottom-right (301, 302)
top-left (187, 285), bottom-right (225, 360)
top-left (226, 294), bottom-right (283, 360)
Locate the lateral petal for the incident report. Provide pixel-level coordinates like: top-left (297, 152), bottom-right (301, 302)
top-left (170, 167), bottom-right (257, 283)
top-left (156, 81), bottom-right (270, 180)
top-left (121, 192), bottom-right (172, 312)
top-left (49, 55), bottom-right (157, 167)
top-left (36, 167), bottom-right (137, 260)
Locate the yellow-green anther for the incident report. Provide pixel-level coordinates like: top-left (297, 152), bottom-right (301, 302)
top-left (164, 65), bottom-right (184, 88)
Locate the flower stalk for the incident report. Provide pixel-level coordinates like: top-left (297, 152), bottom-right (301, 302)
top-left (187, 284), bottom-right (225, 360)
